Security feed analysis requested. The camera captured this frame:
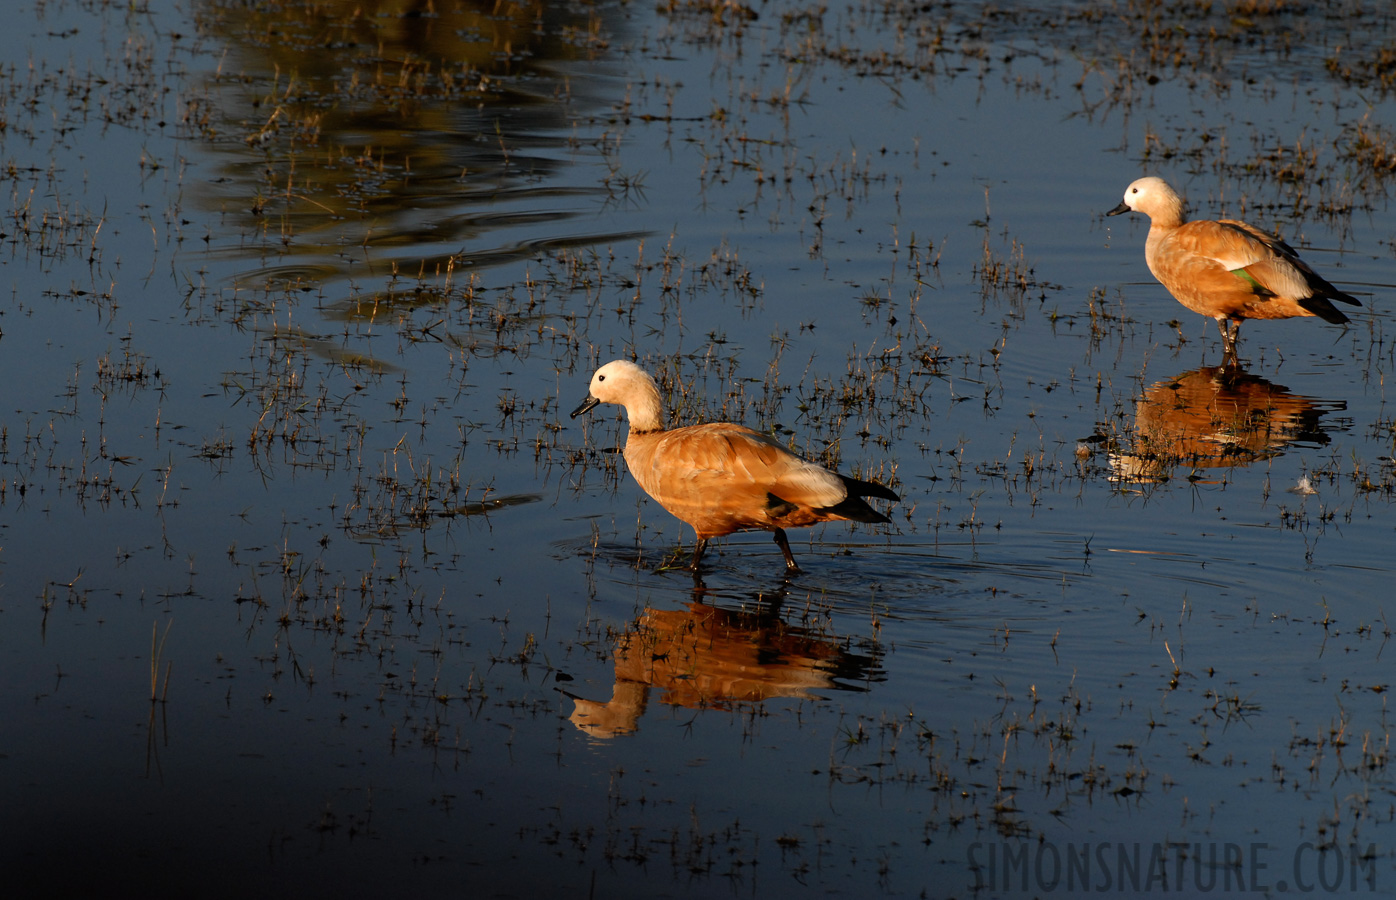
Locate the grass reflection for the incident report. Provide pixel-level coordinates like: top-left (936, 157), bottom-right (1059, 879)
top-left (188, 0), bottom-right (637, 311)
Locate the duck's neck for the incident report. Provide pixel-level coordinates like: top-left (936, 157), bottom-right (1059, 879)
top-left (626, 378), bottom-right (666, 434)
top-left (1153, 192), bottom-right (1187, 230)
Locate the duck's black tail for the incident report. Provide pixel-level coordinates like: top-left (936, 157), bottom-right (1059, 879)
top-left (828, 476), bottom-right (899, 523)
top-left (1300, 269), bottom-right (1362, 324)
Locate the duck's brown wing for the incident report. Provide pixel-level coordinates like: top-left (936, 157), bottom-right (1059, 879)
top-left (623, 423), bottom-right (854, 538)
top-left (1158, 220), bottom-right (1357, 322)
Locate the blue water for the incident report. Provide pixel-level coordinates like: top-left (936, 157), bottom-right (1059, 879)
top-left (2, 0), bottom-right (1395, 896)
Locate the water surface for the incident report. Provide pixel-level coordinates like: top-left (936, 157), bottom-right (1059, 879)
top-left (2, 0), bottom-right (1395, 896)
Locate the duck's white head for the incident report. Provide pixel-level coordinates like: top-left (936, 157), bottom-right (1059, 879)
top-left (571, 359), bottom-right (663, 430)
top-left (1107, 176), bottom-right (1184, 223)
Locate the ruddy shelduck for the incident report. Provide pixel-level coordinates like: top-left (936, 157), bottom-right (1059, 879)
top-left (1107, 176), bottom-right (1360, 358)
top-left (571, 360), bottom-right (898, 573)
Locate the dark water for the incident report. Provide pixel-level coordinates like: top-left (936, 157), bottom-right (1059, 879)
top-left (2, 0), bottom-right (1395, 896)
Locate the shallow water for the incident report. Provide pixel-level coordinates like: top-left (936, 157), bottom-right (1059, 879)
top-left (3, 0), bottom-right (1395, 896)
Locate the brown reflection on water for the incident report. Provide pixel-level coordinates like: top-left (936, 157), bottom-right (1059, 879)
top-left (570, 595), bottom-right (884, 738)
top-left (189, 0), bottom-right (634, 312)
top-left (1111, 366), bottom-right (1343, 482)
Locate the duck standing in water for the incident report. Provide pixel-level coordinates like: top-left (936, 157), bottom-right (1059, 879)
top-left (571, 360), bottom-right (898, 574)
top-left (1107, 176), bottom-right (1360, 359)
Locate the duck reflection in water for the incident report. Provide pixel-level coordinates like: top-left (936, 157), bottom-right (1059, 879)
top-left (1109, 365), bottom-right (1344, 482)
top-left (566, 586), bottom-right (883, 738)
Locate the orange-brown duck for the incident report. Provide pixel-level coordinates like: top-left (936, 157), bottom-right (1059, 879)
top-left (1108, 176), bottom-right (1359, 358)
top-left (571, 360), bottom-right (897, 573)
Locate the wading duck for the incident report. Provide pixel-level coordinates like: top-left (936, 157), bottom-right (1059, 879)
top-left (1107, 176), bottom-right (1359, 358)
top-left (571, 360), bottom-right (898, 574)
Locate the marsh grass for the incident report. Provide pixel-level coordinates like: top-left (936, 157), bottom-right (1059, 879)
top-left (150, 620), bottom-right (173, 703)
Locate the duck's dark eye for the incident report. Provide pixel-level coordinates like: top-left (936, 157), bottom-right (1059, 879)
top-left (598, 374), bottom-right (606, 382)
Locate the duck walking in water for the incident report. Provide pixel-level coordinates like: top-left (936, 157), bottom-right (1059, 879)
top-left (571, 360), bottom-right (898, 574)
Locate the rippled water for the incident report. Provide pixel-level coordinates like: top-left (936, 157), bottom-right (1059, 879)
top-left (3, 0), bottom-right (1395, 896)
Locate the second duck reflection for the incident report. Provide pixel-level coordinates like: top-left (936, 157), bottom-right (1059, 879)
top-left (1110, 365), bottom-right (1346, 483)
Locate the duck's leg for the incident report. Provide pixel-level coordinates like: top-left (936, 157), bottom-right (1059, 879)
top-left (1214, 317), bottom-right (1229, 350)
top-left (686, 538), bottom-right (708, 572)
top-left (772, 528), bottom-right (803, 574)
top-left (1217, 317), bottom-right (1241, 361)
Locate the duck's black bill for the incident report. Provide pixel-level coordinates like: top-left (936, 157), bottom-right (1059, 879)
top-left (571, 396), bottom-right (601, 418)
top-left (1106, 201), bottom-right (1130, 216)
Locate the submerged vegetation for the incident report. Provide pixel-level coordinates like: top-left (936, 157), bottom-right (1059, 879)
top-left (1, 0), bottom-right (1394, 896)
